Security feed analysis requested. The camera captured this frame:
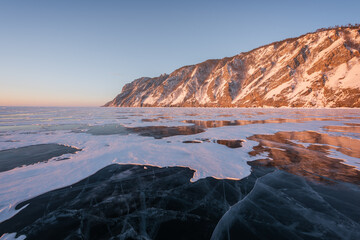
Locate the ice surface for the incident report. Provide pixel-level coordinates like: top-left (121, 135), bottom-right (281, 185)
top-left (211, 170), bottom-right (360, 240)
top-left (0, 164), bottom-right (253, 239)
top-left (0, 107), bottom-right (359, 236)
top-left (0, 144), bottom-right (80, 172)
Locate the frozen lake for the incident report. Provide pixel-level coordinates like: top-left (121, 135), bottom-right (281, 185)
top-left (1, 107), bottom-right (360, 239)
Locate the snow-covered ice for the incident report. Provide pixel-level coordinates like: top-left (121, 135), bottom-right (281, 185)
top-left (0, 107), bottom-right (360, 224)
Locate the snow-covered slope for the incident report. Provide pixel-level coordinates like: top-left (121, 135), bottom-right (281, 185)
top-left (105, 27), bottom-right (360, 108)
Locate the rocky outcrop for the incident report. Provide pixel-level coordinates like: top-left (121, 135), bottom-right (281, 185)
top-left (105, 27), bottom-right (360, 108)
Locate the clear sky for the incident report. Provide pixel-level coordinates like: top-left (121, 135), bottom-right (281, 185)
top-left (1, 0), bottom-right (360, 106)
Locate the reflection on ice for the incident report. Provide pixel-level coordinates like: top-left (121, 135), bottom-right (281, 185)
top-left (182, 139), bottom-right (244, 148)
top-left (323, 125), bottom-right (360, 134)
top-left (216, 139), bottom-right (244, 148)
top-left (141, 116), bottom-right (172, 122)
top-left (131, 125), bottom-right (204, 139)
top-left (85, 124), bottom-right (129, 135)
top-left (86, 124), bottom-right (205, 139)
top-left (248, 131), bottom-right (360, 184)
top-left (184, 117), bottom-right (340, 128)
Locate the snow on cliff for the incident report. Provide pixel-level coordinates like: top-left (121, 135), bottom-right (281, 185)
top-left (105, 27), bottom-right (360, 108)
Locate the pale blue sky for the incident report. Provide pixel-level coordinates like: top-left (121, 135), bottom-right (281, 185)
top-left (1, 0), bottom-right (360, 106)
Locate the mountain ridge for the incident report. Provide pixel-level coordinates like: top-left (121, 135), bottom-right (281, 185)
top-left (105, 26), bottom-right (360, 108)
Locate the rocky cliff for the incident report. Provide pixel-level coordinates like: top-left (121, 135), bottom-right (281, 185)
top-left (105, 27), bottom-right (360, 107)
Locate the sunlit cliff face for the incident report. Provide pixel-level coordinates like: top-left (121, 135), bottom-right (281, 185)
top-left (106, 27), bottom-right (360, 108)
